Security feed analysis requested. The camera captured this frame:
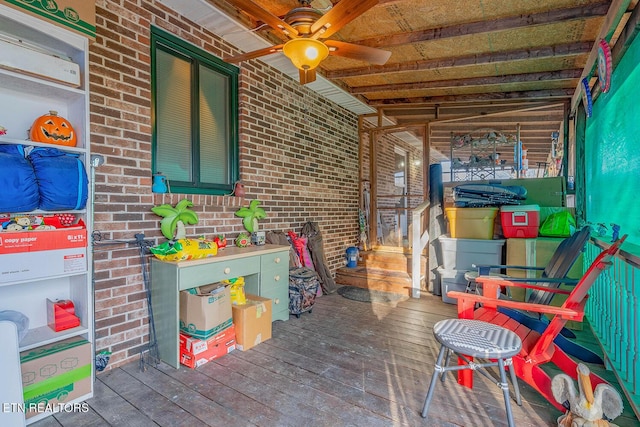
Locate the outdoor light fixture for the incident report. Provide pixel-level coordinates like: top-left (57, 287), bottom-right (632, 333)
top-left (282, 38), bottom-right (329, 71)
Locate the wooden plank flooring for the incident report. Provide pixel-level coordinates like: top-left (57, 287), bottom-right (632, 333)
top-left (32, 291), bottom-right (640, 427)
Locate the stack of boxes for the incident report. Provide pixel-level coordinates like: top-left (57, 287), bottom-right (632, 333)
top-left (437, 207), bottom-right (506, 303)
top-left (178, 284), bottom-right (236, 369)
top-left (178, 282), bottom-right (273, 368)
top-left (438, 177), bottom-right (581, 307)
top-left (438, 205), bottom-right (542, 304)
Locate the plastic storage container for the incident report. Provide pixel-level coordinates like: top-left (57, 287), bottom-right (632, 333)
top-left (445, 207), bottom-right (499, 239)
top-left (436, 268), bottom-right (468, 304)
top-left (437, 236), bottom-right (505, 271)
top-left (500, 204), bottom-right (540, 238)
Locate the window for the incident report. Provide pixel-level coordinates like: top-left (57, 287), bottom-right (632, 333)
top-left (151, 26), bottom-right (239, 195)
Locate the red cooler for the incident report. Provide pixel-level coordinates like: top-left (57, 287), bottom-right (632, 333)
top-left (500, 205), bottom-right (540, 238)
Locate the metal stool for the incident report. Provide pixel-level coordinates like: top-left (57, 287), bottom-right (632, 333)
top-left (421, 319), bottom-right (522, 427)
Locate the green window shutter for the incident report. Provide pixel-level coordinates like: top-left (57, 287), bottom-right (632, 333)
top-left (155, 48), bottom-right (193, 183)
top-left (199, 64), bottom-right (229, 185)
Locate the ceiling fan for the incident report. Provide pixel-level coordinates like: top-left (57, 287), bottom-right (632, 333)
top-left (223, 0), bottom-right (392, 84)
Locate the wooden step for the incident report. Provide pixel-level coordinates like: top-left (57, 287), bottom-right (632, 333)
top-left (335, 266), bottom-right (414, 297)
top-left (359, 250), bottom-right (427, 275)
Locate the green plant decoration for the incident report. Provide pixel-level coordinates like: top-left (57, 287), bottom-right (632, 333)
top-left (234, 199), bottom-right (266, 233)
top-left (151, 198), bottom-right (199, 240)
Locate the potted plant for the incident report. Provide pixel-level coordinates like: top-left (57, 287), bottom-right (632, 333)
top-left (151, 198), bottom-right (199, 240)
top-left (234, 199), bottom-right (267, 245)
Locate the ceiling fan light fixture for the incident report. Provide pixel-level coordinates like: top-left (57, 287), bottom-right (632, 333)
top-left (283, 38), bottom-right (329, 71)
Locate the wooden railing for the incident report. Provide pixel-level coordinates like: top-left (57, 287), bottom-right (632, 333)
top-left (585, 239), bottom-right (640, 418)
top-left (410, 200), bottom-right (430, 298)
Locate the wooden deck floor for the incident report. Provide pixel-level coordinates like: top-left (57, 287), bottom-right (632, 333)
top-left (32, 291), bottom-right (639, 427)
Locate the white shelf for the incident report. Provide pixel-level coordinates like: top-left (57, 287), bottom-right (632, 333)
top-left (19, 324), bottom-right (90, 352)
top-left (0, 135), bottom-right (87, 154)
top-left (0, 5), bottom-right (94, 424)
top-left (0, 271), bottom-right (88, 289)
top-left (0, 68), bottom-right (85, 98)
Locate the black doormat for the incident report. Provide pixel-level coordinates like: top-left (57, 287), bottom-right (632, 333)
top-left (336, 285), bottom-right (409, 305)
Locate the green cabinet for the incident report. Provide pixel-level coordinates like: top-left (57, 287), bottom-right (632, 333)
top-left (150, 244), bottom-right (290, 368)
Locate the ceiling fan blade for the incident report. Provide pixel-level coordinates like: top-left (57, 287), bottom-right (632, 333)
top-left (325, 40), bottom-right (391, 65)
top-left (310, 0), bottom-right (378, 39)
top-left (299, 68), bottom-right (317, 85)
top-left (224, 0), bottom-right (298, 37)
top-left (224, 44), bottom-right (284, 63)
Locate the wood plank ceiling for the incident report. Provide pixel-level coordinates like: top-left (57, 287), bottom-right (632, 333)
top-left (210, 0), bottom-right (636, 170)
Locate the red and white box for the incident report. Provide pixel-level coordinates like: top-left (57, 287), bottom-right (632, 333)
top-left (500, 205), bottom-right (540, 238)
top-left (0, 248), bottom-right (87, 282)
top-left (179, 324), bottom-right (236, 369)
top-left (0, 228), bottom-right (87, 255)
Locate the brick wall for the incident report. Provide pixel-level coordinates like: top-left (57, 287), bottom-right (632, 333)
top-left (90, 0), bottom-right (424, 369)
top-left (91, 0), bottom-right (366, 369)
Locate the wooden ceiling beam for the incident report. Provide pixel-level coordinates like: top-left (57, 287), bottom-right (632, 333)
top-left (379, 101), bottom-right (561, 117)
top-left (425, 129), bottom-right (561, 136)
top-left (430, 129), bottom-right (560, 136)
top-left (432, 118), bottom-right (563, 126)
top-left (444, 146), bottom-right (552, 152)
top-left (352, 2), bottom-right (610, 49)
top-left (325, 42), bottom-right (592, 79)
top-left (404, 120), bottom-right (562, 130)
top-left (407, 111), bottom-right (565, 121)
top-left (431, 134), bottom-right (558, 140)
top-left (349, 69), bottom-right (582, 94)
top-left (430, 137), bottom-right (559, 144)
top-left (370, 88), bottom-right (574, 105)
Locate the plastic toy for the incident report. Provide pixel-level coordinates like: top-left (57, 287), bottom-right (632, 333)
top-left (611, 223), bottom-right (620, 242)
top-left (2, 216), bottom-right (31, 231)
top-left (235, 232), bottom-right (250, 248)
top-left (214, 235), bottom-right (227, 249)
top-left (30, 110), bottom-right (77, 147)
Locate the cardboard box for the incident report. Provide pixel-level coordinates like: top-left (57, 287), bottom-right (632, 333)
top-left (179, 324), bottom-right (236, 369)
top-left (505, 237), bottom-right (584, 307)
top-left (443, 177), bottom-right (566, 208)
top-left (0, 229), bottom-right (87, 255)
top-left (0, 247), bottom-right (87, 282)
top-left (232, 294), bottom-right (272, 351)
top-left (179, 284), bottom-right (233, 340)
top-left (1, 0), bottom-right (96, 39)
top-left (20, 337), bottom-right (92, 418)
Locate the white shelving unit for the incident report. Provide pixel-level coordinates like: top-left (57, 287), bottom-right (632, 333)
top-left (0, 4), bottom-right (93, 425)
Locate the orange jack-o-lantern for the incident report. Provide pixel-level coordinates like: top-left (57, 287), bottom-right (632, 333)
top-left (30, 110), bottom-right (77, 147)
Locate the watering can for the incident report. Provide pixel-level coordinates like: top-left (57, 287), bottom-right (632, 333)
top-left (152, 173), bottom-right (168, 193)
